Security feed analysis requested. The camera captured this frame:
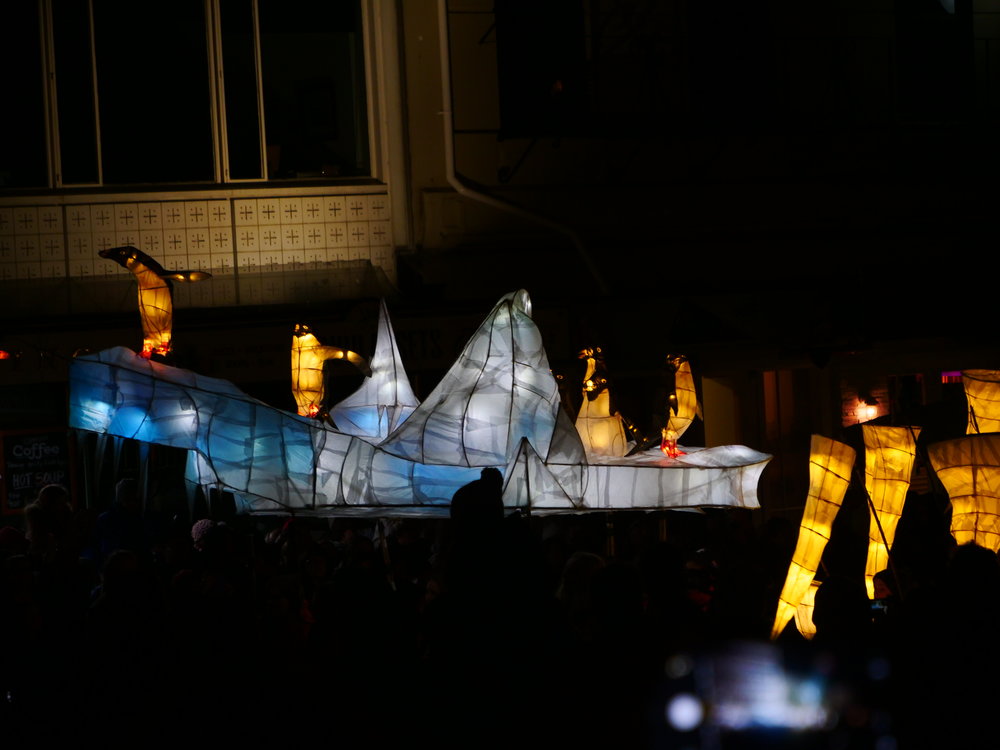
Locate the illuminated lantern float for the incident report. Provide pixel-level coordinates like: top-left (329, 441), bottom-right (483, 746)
top-left (70, 290), bottom-right (771, 516)
top-left (862, 425), bottom-right (920, 598)
top-left (99, 245), bottom-right (211, 359)
top-left (771, 434), bottom-right (855, 640)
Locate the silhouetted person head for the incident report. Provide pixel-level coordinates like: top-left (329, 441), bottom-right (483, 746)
top-left (450, 467), bottom-right (504, 533)
top-left (946, 542), bottom-right (1000, 600)
top-left (812, 574), bottom-right (872, 647)
top-left (873, 569), bottom-right (896, 601)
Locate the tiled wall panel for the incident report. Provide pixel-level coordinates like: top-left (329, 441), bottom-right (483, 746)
top-left (0, 193), bottom-right (394, 306)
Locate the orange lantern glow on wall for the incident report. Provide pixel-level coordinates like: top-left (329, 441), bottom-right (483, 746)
top-left (99, 245), bottom-right (210, 359)
top-left (963, 369), bottom-right (1000, 435)
top-left (928, 433), bottom-right (1000, 552)
top-left (771, 434), bottom-right (856, 640)
top-left (291, 324), bottom-right (370, 418)
top-left (862, 425), bottom-right (920, 598)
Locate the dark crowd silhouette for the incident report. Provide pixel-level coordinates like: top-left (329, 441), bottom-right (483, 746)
top-left (1, 471), bottom-right (997, 749)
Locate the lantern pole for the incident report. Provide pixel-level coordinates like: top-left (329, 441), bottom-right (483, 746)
top-left (854, 465), bottom-right (904, 603)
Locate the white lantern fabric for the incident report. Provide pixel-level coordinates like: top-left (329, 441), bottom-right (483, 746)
top-left (330, 298), bottom-right (420, 441)
top-left (378, 289), bottom-right (562, 467)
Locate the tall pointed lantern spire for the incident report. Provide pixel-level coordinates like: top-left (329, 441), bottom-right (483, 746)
top-left (330, 299), bottom-right (420, 442)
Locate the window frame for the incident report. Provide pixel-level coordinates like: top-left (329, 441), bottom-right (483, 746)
top-left (34, 0), bottom-right (380, 190)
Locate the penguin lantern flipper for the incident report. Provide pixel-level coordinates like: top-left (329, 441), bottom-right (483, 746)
top-left (99, 245), bottom-right (211, 358)
top-left (318, 346), bottom-right (372, 378)
top-left (291, 324), bottom-right (371, 418)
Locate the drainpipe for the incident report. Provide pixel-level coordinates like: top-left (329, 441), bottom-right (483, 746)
top-left (435, 0), bottom-right (608, 295)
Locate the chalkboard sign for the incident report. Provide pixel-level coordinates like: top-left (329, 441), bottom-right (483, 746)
top-left (1, 430), bottom-right (73, 514)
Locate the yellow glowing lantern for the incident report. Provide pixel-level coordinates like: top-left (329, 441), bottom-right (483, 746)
top-left (771, 434), bottom-right (856, 640)
top-left (928, 433), bottom-right (1000, 552)
top-left (575, 346), bottom-right (628, 457)
top-left (291, 324), bottom-right (370, 418)
top-left (793, 579), bottom-right (822, 640)
top-left (963, 370), bottom-right (1000, 435)
top-left (862, 425), bottom-right (920, 598)
top-left (99, 245), bottom-right (211, 359)
top-left (666, 354), bottom-right (698, 441)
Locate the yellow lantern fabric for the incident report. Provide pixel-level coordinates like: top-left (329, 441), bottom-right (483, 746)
top-left (928, 433), bottom-right (1000, 552)
top-left (862, 425), bottom-right (920, 598)
top-left (575, 348), bottom-right (628, 457)
top-left (291, 325), bottom-right (369, 418)
top-left (771, 434), bottom-right (856, 640)
top-left (666, 355), bottom-right (698, 441)
top-left (793, 579), bottom-right (822, 640)
top-left (963, 369), bottom-right (1000, 435)
top-left (576, 388), bottom-right (628, 457)
top-left (99, 245), bottom-right (210, 358)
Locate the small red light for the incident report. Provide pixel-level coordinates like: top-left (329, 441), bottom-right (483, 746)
top-left (0, 350), bottom-right (10, 360)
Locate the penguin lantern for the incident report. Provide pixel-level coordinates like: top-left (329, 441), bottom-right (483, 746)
top-left (291, 324), bottom-right (370, 418)
top-left (99, 245), bottom-right (211, 359)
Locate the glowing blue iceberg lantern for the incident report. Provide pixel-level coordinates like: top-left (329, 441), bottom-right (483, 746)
top-left (69, 290), bottom-right (772, 517)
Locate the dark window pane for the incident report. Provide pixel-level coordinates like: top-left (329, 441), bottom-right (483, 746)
top-left (259, 0), bottom-right (369, 179)
top-left (93, 0), bottom-right (214, 183)
top-left (220, 0), bottom-right (263, 179)
top-left (53, 0), bottom-right (99, 184)
top-left (0, 3), bottom-right (48, 188)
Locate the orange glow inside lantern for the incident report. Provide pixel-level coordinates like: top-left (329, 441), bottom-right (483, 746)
top-left (771, 434), bottom-right (856, 640)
